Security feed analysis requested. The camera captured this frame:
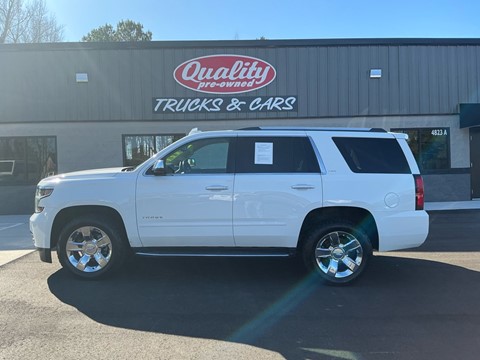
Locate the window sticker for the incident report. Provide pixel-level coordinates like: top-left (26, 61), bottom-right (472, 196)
top-left (255, 142), bottom-right (273, 165)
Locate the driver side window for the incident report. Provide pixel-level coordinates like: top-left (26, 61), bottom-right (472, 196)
top-left (164, 138), bottom-right (232, 174)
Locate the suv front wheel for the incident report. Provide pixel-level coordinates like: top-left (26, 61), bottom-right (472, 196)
top-left (57, 216), bottom-right (127, 279)
top-left (302, 221), bottom-right (372, 285)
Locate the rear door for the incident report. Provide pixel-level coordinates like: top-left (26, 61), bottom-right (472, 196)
top-left (233, 134), bottom-right (323, 248)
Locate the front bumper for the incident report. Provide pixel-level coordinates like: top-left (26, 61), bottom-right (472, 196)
top-left (37, 247), bottom-right (52, 263)
top-left (30, 212), bottom-right (54, 263)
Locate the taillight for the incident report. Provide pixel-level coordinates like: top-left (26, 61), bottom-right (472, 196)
top-left (414, 175), bottom-right (424, 210)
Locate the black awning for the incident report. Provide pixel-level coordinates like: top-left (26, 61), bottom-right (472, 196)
top-left (460, 104), bottom-right (480, 128)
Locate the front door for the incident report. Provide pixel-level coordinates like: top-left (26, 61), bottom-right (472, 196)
top-left (136, 136), bottom-right (235, 247)
top-left (471, 127), bottom-right (480, 199)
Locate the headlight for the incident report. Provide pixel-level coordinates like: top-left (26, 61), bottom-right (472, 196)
top-left (35, 187), bottom-right (54, 213)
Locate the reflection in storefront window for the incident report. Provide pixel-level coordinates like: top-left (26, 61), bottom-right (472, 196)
top-left (391, 128), bottom-right (450, 172)
top-left (123, 134), bottom-right (184, 166)
top-left (0, 137), bottom-right (57, 185)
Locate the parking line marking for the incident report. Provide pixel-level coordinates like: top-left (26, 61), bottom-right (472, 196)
top-left (0, 223), bottom-right (24, 231)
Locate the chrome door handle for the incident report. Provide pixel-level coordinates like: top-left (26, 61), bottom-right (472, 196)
top-left (291, 184), bottom-right (315, 190)
top-left (205, 185), bottom-right (229, 191)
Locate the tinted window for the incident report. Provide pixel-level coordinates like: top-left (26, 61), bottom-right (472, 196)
top-left (333, 137), bottom-right (410, 174)
top-left (236, 137), bottom-right (320, 173)
top-left (164, 137), bottom-right (233, 174)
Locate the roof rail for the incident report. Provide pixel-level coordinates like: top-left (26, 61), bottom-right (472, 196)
top-left (238, 127), bottom-right (387, 133)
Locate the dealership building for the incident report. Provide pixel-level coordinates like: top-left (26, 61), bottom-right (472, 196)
top-left (1, 38), bottom-right (480, 214)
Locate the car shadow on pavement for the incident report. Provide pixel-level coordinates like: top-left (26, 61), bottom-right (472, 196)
top-left (48, 255), bottom-right (480, 360)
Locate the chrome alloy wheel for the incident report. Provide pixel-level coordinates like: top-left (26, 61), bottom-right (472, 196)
top-left (314, 231), bottom-right (364, 279)
top-left (65, 226), bottom-right (113, 273)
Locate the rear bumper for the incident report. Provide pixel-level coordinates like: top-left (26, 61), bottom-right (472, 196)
top-left (377, 210), bottom-right (429, 252)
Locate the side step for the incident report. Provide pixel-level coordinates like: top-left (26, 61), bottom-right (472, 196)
top-left (133, 247), bottom-right (296, 258)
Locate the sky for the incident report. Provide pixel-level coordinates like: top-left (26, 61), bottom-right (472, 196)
top-left (44, 0), bottom-right (480, 42)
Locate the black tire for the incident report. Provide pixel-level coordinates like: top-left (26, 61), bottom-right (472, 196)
top-left (302, 220), bottom-right (372, 285)
top-left (57, 215), bottom-right (127, 279)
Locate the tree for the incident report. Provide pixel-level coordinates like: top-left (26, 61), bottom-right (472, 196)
top-left (82, 20), bottom-right (152, 42)
top-left (81, 23), bottom-right (115, 42)
top-left (0, 0), bottom-right (64, 43)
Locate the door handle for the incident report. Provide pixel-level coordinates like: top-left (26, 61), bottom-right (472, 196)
top-left (291, 184), bottom-right (315, 190)
top-left (205, 185), bottom-right (229, 191)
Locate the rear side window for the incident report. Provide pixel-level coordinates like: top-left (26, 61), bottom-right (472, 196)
top-left (236, 136), bottom-right (320, 173)
top-left (333, 137), bottom-right (410, 174)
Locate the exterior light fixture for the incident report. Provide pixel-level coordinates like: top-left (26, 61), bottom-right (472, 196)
top-left (76, 73), bottom-right (88, 83)
top-left (370, 69), bottom-right (382, 79)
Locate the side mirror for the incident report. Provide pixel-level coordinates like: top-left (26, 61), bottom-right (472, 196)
top-left (152, 160), bottom-right (167, 176)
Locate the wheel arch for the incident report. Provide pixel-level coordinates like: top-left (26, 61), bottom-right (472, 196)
top-left (298, 206), bottom-right (379, 251)
top-left (51, 205), bottom-right (130, 250)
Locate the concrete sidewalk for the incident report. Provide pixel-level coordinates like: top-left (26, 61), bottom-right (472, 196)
top-left (425, 200), bottom-right (480, 211)
top-left (1, 201), bottom-right (479, 267)
top-left (0, 215), bottom-right (34, 266)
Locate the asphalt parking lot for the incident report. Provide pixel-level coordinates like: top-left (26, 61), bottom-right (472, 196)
top-left (1, 210), bottom-right (480, 360)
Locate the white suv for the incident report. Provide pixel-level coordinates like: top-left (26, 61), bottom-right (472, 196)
top-left (30, 127), bottom-right (429, 284)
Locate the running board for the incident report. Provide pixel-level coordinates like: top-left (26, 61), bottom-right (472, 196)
top-left (133, 247), bottom-right (296, 258)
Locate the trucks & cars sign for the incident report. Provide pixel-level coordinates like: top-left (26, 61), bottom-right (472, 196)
top-left (152, 54), bottom-right (297, 114)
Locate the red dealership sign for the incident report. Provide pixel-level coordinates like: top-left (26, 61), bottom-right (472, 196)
top-left (174, 54), bottom-right (276, 94)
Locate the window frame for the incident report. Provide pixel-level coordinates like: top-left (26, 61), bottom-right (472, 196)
top-left (235, 135), bottom-right (321, 174)
top-left (122, 133), bottom-right (185, 167)
top-left (0, 136), bottom-right (57, 186)
top-left (390, 127), bottom-right (451, 173)
top-left (163, 137), bottom-right (235, 175)
top-left (145, 136), bottom-right (237, 176)
top-left (333, 136), bottom-right (411, 174)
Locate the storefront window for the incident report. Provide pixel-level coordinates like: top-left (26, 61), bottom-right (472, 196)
top-left (0, 136), bottom-right (57, 185)
top-left (391, 128), bottom-right (450, 172)
top-left (123, 134), bottom-right (184, 166)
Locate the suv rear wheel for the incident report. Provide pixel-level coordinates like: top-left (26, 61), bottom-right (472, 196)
top-left (302, 221), bottom-right (372, 285)
top-left (57, 216), bottom-right (127, 279)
